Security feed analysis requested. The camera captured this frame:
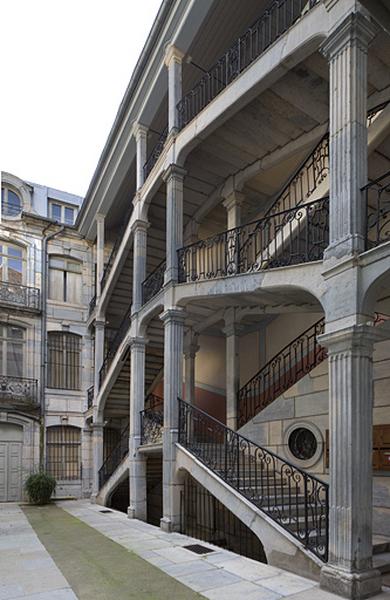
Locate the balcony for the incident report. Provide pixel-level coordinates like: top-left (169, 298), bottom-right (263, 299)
top-left (0, 281), bottom-right (40, 311)
top-left (0, 375), bottom-right (39, 411)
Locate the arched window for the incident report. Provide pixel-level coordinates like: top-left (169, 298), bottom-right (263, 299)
top-left (0, 241), bottom-right (25, 285)
top-left (46, 426), bottom-right (81, 480)
top-left (47, 332), bottom-right (81, 390)
top-left (1, 186), bottom-right (22, 217)
top-left (49, 256), bottom-right (82, 304)
top-left (0, 323), bottom-right (24, 377)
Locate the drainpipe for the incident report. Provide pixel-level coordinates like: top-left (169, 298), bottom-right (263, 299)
top-left (39, 224), bottom-right (65, 470)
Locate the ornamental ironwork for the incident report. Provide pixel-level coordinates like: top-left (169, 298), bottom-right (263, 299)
top-left (0, 281), bottom-right (40, 310)
top-left (98, 306), bottom-right (131, 389)
top-left (177, 0), bottom-right (320, 130)
top-left (178, 197), bottom-right (329, 283)
top-left (178, 398), bottom-right (329, 562)
top-left (87, 385), bottom-right (94, 410)
top-left (142, 260), bottom-right (166, 305)
top-left (98, 424), bottom-right (129, 488)
top-left (143, 127), bottom-right (168, 180)
top-left (364, 170), bottom-right (390, 250)
top-left (140, 405), bottom-right (163, 445)
top-left (88, 294), bottom-right (96, 316)
top-left (0, 375), bottom-right (39, 408)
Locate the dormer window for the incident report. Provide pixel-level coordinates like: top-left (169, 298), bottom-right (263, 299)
top-left (1, 186), bottom-right (22, 217)
top-left (49, 200), bottom-right (76, 225)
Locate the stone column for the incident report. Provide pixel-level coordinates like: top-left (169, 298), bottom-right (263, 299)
top-left (163, 165), bottom-right (186, 284)
top-left (132, 220), bottom-right (149, 314)
top-left (223, 309), bottom-right (240, 430)
top-left (321, 11), bottom-right (376, 259)
top-left (319, 325), bottom-right (382, 599)
top-left (128, 337), bottom-right (147, 520)
top-left (133, 122), bottom-right (148, 190)
top-left (91, 422), bottom-right (104, 499)
top-left (96, 213), bottom-right (105, 298)
top-left (223, 190), bottom-right (244, 230)
top-left (94, 318), bottom-right (105, 393)
top-left (164, 45), bottom-right (185, 133)
top-left (160, 307), bottom-right (185, 532)
top-left (184, 330), bottom-right (199, 404)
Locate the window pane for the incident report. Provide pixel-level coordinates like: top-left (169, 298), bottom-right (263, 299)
top-left (8, 259), bottom-right (23, 284)
top-left (49, 267), bottom-right (64, 301)
top-left (51, 203), bottom-right (62, 221)
top-left (49, 256), bottom-right (66, 270)
top-left (7, 341), bottom-right (23, 377)
top-left (66, 271), bottom-right (81, 303)
top-left (7, 246), bottom-right (22, 258)
top-left (64, 207), bottom-right (75, 225)
top-left (66, 260), bottom-right (81, 273)
top-left (3, 190), bottom-right (21, 216)
top-left (48, 333), bottom-right (81, 390)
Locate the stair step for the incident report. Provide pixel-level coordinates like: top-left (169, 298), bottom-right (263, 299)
top-left (373, 535), bottom-right (390, 555)
top-left (373, 552), bottom-right (390, 574)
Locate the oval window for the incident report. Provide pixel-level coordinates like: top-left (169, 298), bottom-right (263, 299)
top-left (288, 427), bottom-right (317, 461)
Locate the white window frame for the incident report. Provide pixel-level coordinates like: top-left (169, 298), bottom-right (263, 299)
top-left (0, 241), bottom-right (25, 285)
top-left (48, 200), bottom-right (77, 225)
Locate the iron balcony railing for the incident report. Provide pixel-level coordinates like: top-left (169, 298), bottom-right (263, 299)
top-left (98, 306), bottom-right (131, 388)
top-left (0, 281), bottom-right (40, 310)
top-left (142, 260), bottom-right (166, 305)
top-left (364, 170), bottom-right (390, 250)
top-left (178, 398), bottom-right (329, 562)
top-left (98, 424), bottom-right (129, 488)
top-left (178, 197), bottom-right (329, 283)
top-left (177, 0), bottom-right (319, 130)
top-left (140, 406), bottom-right (164, 445)
top-left (0, 375), bottom-right (39, 408)
top-left (87, 385), bottom-right (94, 410)
top-left (88, 294), bottom-right (96, 316)
top-left (143, 127), bottom-right (168, 180)
top-left (238, 318), bottom-right (326, 428)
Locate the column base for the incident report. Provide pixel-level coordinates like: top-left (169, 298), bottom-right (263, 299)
top-left (320, 564), bottom-right (382, 599)
top-left (160, 517), bottom-right (174, 533)
top-left (90, 493), bottom-right (98, 504)
top-left (323, 233), bottom-right (365, 261)
top-left (127, 506), bottom-right (136, 519)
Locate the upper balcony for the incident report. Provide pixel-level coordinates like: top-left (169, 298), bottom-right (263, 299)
top-left (0, 375), bottom-right (39, 412)
top-left (0, 281), bottom-right (40, 312)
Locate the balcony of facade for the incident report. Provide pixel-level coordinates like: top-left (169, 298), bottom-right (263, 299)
top-left (0, 281), bottom-right (40, 312)
top-left (0, 375), bottom-right (39, 412)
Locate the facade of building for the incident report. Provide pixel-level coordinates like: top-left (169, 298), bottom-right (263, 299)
top-left (0, 171), bottom-right (94, 501)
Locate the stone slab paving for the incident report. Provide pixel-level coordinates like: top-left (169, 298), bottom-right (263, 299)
top-left (58, 500), bottom-right (390, 600)
top-left (0, 503), bottom-right (77, 600)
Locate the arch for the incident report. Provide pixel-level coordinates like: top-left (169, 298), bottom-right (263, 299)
top-left (362, 264), bottom-right (390, 318)
top-left (1, 172), bottom-right (32, 214)
top-left (138, 301), bottom-right (165, 338)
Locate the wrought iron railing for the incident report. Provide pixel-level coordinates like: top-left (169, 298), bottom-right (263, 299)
top-left (140, 405), bottom-right (164, 445)
top-left (0, 375), bottom-right (39, 408)
top-left (98, 306), bottom-right (131, 388)
top-left (143, 127), bottom-right (168, 180)
top-left (142, 260), bottom-right (166, 304)
top-left (238, 318), bottom-right (326, 428)
top-left (101, 204), bottom-right (133, 291)
top-left (178, 197), bottom-right (329, 283)
top-left (177, 0), bottom-right (319, 129)
top-left (87, 385), bottom-right (94, 410)
top-left (0, 281), bottom-right (40, 310)
top-left (178, 398), bottom-right (328, 561)
top-left (364, 170), bottom-right (390, 250)
top-left (88, 294), bottom-right (96, 316)
top-left (98, 424), bottom-right (129, 488)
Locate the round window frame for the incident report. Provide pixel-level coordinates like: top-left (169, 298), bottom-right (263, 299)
top-left (283, 422), bottom-right (324, 469)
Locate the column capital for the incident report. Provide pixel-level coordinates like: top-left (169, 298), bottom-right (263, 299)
top-left (222, 190), bottom-right (245, 212)
top-left (184, 336), bottom-right (199, 359)
top-left (96, 213), bottom-right (105, 224)
top-left (162, 163), bottom-right (187, 182)
top-left (160, 307), bottom-right (186, 324)
top-left (132, 121), bottom-right (149, 140)
top-left (132, 218), bottom-right (150, 233)
top-left (321, 11), bottom-right (377, 59)
top-left (129, 336), bottom-right (147, 350)
top-left (318, 323), bottom-right (381, 354)
top-left (95, 318), bottom-right (106, 330)
top-left (164, 44), bottom-right (185, 67)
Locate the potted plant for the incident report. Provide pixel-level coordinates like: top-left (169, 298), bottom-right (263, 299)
top-left (25, 472), bottom-right (56, 505)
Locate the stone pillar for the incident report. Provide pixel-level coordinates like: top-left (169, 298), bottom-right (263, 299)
top-left (164, 45), bottom-right (185, 134)
top-left (223, 309), bottom-right (240, 430)
top-left (321, 11), bottom-right (376, 259)
top-left (94, 318), bottom-right (105, 393)
top-left (133, 122), bottom-right (148, 190)
top-left (163, 165), bottom-right (186, 284)
top-left (128, 337), bottom-right (147, 520)
top-left (223, 190), bottom-right (244, 230)
top-left (96, 213), bottom-right (105, 298)
top-left (319, 325), bottom-right (382, 599)
top-left (160, 307), bottom-right (185, 532)
top-left (91, 422), bottom-right (104, 499)
top-left (184, 330), bottom-right (199, 404)
top-left (132, 220), bottom-right (149, 314)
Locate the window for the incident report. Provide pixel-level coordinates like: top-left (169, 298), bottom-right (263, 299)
top-left (49, 256), bottom-right (82, 304)
top-left (1, 186), bottom-right (22, 217)
top-left (46, 426), bottom-right (81, 480)
top-left (0, 324), bottom-right (24, 377)
top-left (0, 242), bottom-right (24, 284)
top-left (49, 201), bottom-right (76, 225)
top-left (288, 427), bottom-right (317, 461)
top-left (47, 332), bottom-right (81, 389)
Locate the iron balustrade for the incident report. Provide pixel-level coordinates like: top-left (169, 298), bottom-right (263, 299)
top-left (178, 197), bottom-right (329, 283)
top-left (0, 280), bottom-right (40, 310)
top-left (142, 260), bottom-right (166, 304)
top-left (87, 385), bottom-right (94, 410)
top-left (100, 204), bottom-right (133, 291)
top-left (98, 307), bottom-right (131, 388)
top-left (238, 318), bottom-right (326, 428)
top-left (177, 0), bottom-right (319, 130)
top-left (145, 392), bottom-right (164, 410)
top-left (178, 398), bottom-right (329, 562)
top-left (364, 171), bottom-right (390, 250)
top-left (89, 294), bottom-right (96, 316)
top-left (140, 406), bottom-right (164, 445)
top-left (0, 375), bottom-right (39, 408)
top-left (143, 127), bottom-right (168, 180)
top-left (98, 424), bottom-right (129, 488)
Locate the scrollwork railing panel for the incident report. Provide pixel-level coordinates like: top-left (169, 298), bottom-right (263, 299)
top-left (0, 375), bottom-right (38, 408)
top-left (142, 260), bottom-right (166, 305)
top-left (0, 281), bottom-right (40, 310)
top-left (140, 407), bottom-right (164, 445)
top-left (364, 171), bottom-right (390, 250)
top-left (98, 424), bottom-right (129, 489)
top-left (143, 127), bottom-right (168, 180)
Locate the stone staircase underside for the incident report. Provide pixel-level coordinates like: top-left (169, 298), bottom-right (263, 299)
top-left (96, 453), bottom-right (129, 506)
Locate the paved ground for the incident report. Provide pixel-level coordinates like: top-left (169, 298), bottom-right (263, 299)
top-left (3, 500), bottom-right (390, 600)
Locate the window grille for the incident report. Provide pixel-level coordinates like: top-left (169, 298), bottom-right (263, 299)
top-left (46, 425), bottom-right (81, 480)
top-left (47, 332), bottom-right (81, 390)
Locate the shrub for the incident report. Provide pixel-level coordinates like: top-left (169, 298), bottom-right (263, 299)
top-left (25, 472), bottom-right (56, 505)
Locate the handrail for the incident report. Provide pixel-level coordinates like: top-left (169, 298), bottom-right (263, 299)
top-left (142, 259), bottom-right (166, 305)
top-left (140, 404), bottom-right (164, 445)
top-left (178, 398), bottom-right (328, 561)
top-left (100, 203), bottom-right (133, 291)
top-left (87, 385), bottom-right (94, 410)
top-left (143, 127), bottom-right (168, 180)
top-left (98, 424), bottom-right (129, 488)
top-left (0, 375), bottom-right (39, 406)
top-left (363, 170), bottom-right (390, 250)
top-left (98, 304), bottom-right (132, 388)
top-left (0, 280), bottom-right (40, 310)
